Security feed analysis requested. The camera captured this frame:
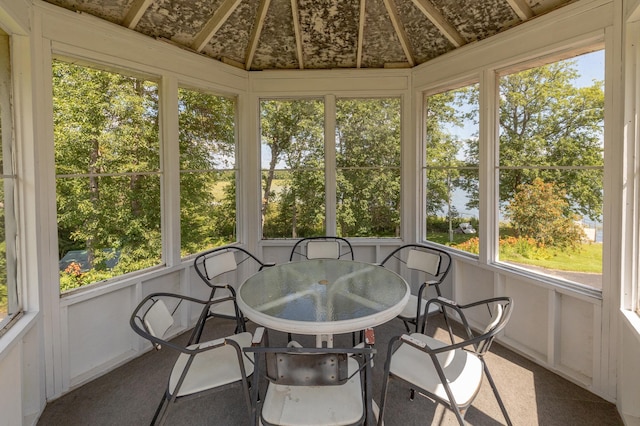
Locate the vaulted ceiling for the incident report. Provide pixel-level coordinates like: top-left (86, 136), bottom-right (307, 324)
top-left (43, 0), bottom-right (575, 71)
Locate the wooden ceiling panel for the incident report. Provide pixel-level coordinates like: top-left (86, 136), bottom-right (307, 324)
top-left (200, 0), bottom-right (261, 67)
top-left (250, 0), bottom-right (299, 70)
top-left (43, 0), bottom-right (576, 70)
top-left (297, 0), bottom-right (361, 69)
top-left (360, 0), bottom-right (409, 68)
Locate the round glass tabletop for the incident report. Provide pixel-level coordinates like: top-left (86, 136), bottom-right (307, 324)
top-left (237, 259), bottom-right (410, 335)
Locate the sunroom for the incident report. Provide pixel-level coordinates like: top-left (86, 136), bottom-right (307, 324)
top-left (1, 0), bottom-right (640, 424)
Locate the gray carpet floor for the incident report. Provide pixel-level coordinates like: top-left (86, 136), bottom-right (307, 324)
top-left (37, 316), bottom-right (623, 426)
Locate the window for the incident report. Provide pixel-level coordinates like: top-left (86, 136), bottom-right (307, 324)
top-left (260, 99), bottom-right (325, 238)
top-left (260, 97), bottom-right (401, 239)
top-left (336, 98), bottom-right (401, 238)
top-left (178, 87), bottom-right (237, 256)
top-left (53, 60), bottom-right (161, 293)
top-left (424, 84), bottom-right (479, 254)
top-left (497, 50), bottom-right (604, 290)
top-left (0, 31), bottom-right (18, 332)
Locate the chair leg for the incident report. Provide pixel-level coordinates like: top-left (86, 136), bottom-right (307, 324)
top-left (377, 374), bottom-right (390, 426)
top-left (150, 391), bottom-right (170, 426)
top-left (402, 319), bottom-right (411, 333)
top-left (378, 337), bottom-right (400, 426)
top-left (483, 362), bottom-right (513, 426)
top-left (450, 404), bottom-right (467, 426)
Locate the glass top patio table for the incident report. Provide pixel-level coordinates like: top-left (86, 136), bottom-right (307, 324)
top-left (236, 259), bottom-right (410, 338)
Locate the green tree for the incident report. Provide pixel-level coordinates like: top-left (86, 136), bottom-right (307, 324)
top-left (178, 88), bottom-right (236, 255)
top-left (336, 98), bottom-right (401, 237)
top-left (425, 89), bottom-right (471, 216)
top-left (459, 58), bottom-right (604, 220)
top-left (53, 61), bottom-right (161, 289)
top-left (506, 178), bottom-right (585, 248)
top-left (260, 100), bottom-right (325, 238)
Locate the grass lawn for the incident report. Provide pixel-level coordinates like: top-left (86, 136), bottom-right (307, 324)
top-left (427, 232), bottom-right (602, 274)
top-left (500, 242), bottom-right (602, 273)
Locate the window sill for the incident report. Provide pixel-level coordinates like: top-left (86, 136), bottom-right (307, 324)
top-left (620, 309), bottom-right (640, 346)
top-left (0, 311), bottom-right (39, 364)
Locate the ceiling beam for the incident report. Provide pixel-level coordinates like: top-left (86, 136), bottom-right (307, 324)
top-left (505, 0), bottom-right (535, 20)
top-left (192, 0), bottom-right (243, 52)
top-left (122, 0), bottom-right (154, 29)
top-left (356, 0), bottom-right (366, 68)
top-left (290, 0), bottom-right (304, 69)
top-left (410, 0), bottom-right (465, 48)
top-left (245, 0), bottom-right (271, 70)
top-left (383, 0), bottom-right (415, 67)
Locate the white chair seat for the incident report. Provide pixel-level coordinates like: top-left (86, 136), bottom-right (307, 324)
top-left (169, 332), bottom-right (254, 397)
top-left (261, 356), bottom-right (364, 426)
top-left (389, 333), bottom-right (483, 407)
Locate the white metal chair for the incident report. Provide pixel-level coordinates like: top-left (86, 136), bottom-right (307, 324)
top-left (245, 329), bottom-right (377, 426)
top-left (377, 297), bottom-right (513, 426)
top-left (289, 236), bottom-right (354, 261)
top-left (129, 293), bottom-right (259, 425)
top-left (194, 246), bottom-right (274, 336)
top-left (379, 244), bottom-right (452, 332)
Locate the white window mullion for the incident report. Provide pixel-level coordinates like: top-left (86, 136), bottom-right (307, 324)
top-left (325, 95), bottom-right (337, 235)
top-left (479, 68), bottom-right (498, 266)
top-left (160, 75), bottom-right (180, 267)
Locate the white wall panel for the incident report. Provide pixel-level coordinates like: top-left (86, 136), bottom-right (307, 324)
top-left (559, 295), bottom-right (595, 380)
top-left (250, 69), bottom-right (409, 94)
top-left (0, 342), bottom-right (22, 426)
top-left (140, 271), bottom-right (182, 299)
top-left (67, 287), bottom-right (136, 381)
top-left (454, 262), bottom-right (494, 305)
top-left (504, 277), bottom-right (549, 359)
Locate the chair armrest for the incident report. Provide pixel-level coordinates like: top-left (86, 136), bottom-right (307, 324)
top-left (252, 327), bottom-right (266, 346)
top-left (400, 334), bottom-right (430, 349)
top-left (399, 333), bottom-right (485, 355)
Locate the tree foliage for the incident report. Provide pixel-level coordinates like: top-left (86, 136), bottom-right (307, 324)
top-left (506, 178), bottom-right (585, 248)
top-left (336, 98), bottom-right (401, 237)
top-left (498, 59), bottom-right (603, 220)
top-left (54, 62), bottom-right (239, 290)
top-left (260, 99), bottom-right (325, 238)
top-left (53, 61), bottom-right (162, 284)
top-left (178, 88), bottom-right (237, 255)
top-left (260, 98), bottom-right (401, 238)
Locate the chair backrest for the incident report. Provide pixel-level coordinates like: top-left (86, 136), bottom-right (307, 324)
top-left (475, 298), bottom-right (512, 354)
top-left (265, 351), bottom-right (350, 386)
top-left (143, 298), bottom-right (174, 339)
top-left (203, 250), bottom-right (237, 279)
top-left (194, 246), bottom-right (268, 287)
top-left (380, 243), bottom-right (451, 284)
top-left (307, 240), bottom-right (340, 259)
top-left (406, 248), bottom-right (441, 276)
top-left (289, 237), bottom-right (354, 261)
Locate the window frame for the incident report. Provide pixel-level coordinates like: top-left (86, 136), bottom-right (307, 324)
top-left (0, 30), bottom-right (19, 335)
top-left (421, 81), bottom-right (480, 256)
top-left (492, 48), bottom-right (605, 293)
top-left (177, 84), bottom-right (239, 257)
top-left (259, 95), bottom-right (403, 240)
top-left (52, 58), bottom-right (163, 294)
